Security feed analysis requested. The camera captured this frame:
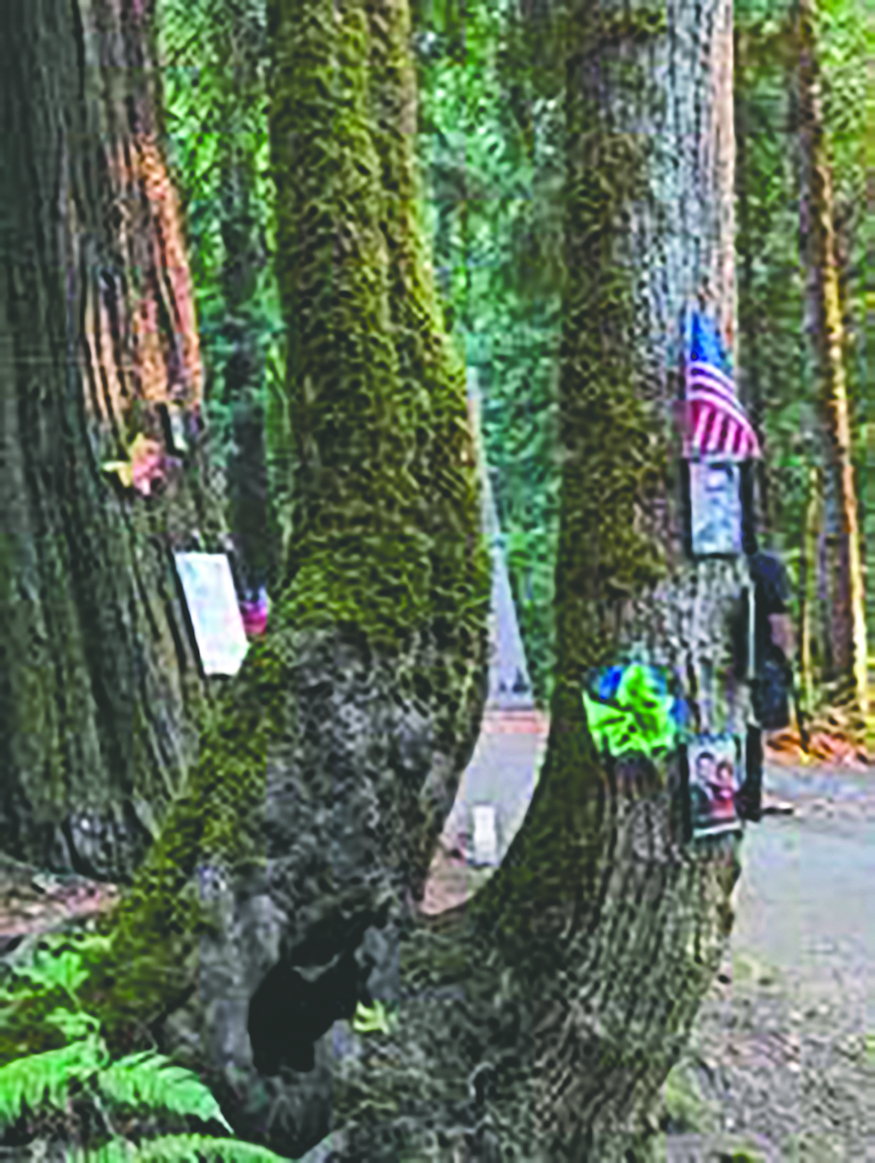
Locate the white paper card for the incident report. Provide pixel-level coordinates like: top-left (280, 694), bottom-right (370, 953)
top-left (471, 804), bottom-right (499, 867)
top-left (174, 552), bottom-right (249, 676)
top-left (690, 460), bottom-right (742, 556)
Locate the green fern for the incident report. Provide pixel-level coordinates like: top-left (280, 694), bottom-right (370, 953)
top-left (1, 931), bottom-right (114, 1005)
top-left (0, 1035), bottom-right (301, 1161)
top-left (64, 1133), bottom-right (293, 1161)
top-left (43, 1008), bottom-right (102, 1040)
top-left (0, 1034), bottom-right (107, 1126)
top-left (96, 1051), bottom-right (233, 1134)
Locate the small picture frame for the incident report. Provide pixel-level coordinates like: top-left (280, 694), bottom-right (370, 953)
top-left (689, 459), bottom-right (742, 557)
top-left (682, 733), bottom-right (744, 840)
top-left (173, 552), bottom-right (249, 676)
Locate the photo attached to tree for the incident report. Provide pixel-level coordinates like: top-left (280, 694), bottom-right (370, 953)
top-left (683, 733), bottom-right (743, 839)
top-left (689, 459), bottom-right (742, 557)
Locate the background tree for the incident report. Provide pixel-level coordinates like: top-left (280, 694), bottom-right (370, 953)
top-left (0, 0), bottom-right (228, 885)
top-left (734, 0), bottom-right (868, 740)
top-left (158, 0), bottom-right (285, 596)
top-left (794, 0), bottom-right (867, 728)
top-left (412, 0), bottom-right (566, 706)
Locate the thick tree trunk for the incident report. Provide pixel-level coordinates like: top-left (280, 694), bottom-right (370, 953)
top-left (796, 0), bottom-right (868, 727)
top-left (103, 2), bottom-right (738, 1158)
top-left (311, 2), bottom-right (745, 1156)
top-left (60, 0), bottom-right (490, 1152)
top-left (3, 3), bottom-right (740, 1161)
top-left (0, 0), bottom-right (225, 884)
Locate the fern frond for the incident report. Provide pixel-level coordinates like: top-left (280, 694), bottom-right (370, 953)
top-left (44, 1008), bottom-right (101, 1040)
top-left (96, 1052), bottom-right (233, 1134)
top-left (64, 1139), bottom-right (136, 1162)
top-left (66, 1133), bottom-right (294, 1162)
top-left (0, 1035), bottom-right (106, 1127)
top-left (1, 931), bottom-right (113, 1005)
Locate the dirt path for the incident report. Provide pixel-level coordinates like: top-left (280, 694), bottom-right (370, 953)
top-left (664, 765), bottom-right (875, 1161)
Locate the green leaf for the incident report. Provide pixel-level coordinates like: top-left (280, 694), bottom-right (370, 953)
top-left (65, 1134), bottom-right (294, 1163)
top-left (352, 999), bottom-right (398, 1035)
top-left (43, 1008), bottom-right (101, 1040)
top-left (97, 1052), bottom-right (233, 1134)
top-left (0, 1035), bottom-right (106, 1128)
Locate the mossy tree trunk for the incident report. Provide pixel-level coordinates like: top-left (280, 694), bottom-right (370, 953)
top-left (98, 0), bottom-right (739, 1157)
top-left (68, 0), bottom-right (491, 1150)
top-left (314, 1), bottom-right (745, 1157)
top-left (0, 0), bottom-right (224, 885)
top-left (4, 0), bottom-right (742, 1159)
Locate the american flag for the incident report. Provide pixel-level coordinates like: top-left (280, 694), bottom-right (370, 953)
top-left (680, 309), bottom-right (761, 460)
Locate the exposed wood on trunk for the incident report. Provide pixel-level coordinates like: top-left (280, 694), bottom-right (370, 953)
top-left (795, 0), bottom-right (867, 727)
top-left (798, 465), bottom-right (822, 714)
top-left (0, 0), bottom-right (224, 883)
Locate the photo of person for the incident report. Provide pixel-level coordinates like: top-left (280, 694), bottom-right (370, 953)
top-left (686, 734), bottom-right (743, 838)
top-left (690, 460), bottom-right (742, 557)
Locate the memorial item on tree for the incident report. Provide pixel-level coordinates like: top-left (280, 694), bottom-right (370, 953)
top-left (583, 664), bottom-right (680, 760)
top-left (689, 460), bottom-right (743, 555)
top-left (681, 733), bottom-right (744, 840)
top-left (172, 552), bottom-right (250, 676)
top-left (677, 307), bottom-right (760, 559)
top-left (101, 432), bottom-right (172, 496)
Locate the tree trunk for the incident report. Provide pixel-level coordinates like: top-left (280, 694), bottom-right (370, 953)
top-left (796, 0), bottom-right (868, 727)
top-left (798, 466), bottom-right (822, 713)
top-left (67, 0), bottom-right (490, 1150)
top-left (3, 1), bottom-right (741, 1160)
top-left (0, 0), bottom-right (225, 885)
top-left (128, 1), bottom-right (738, 1158)
top-left (312, 2), bottom-right (744, 1155)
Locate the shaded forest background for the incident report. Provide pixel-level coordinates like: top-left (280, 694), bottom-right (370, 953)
top-left (159, 0), bottom-right (868, 718)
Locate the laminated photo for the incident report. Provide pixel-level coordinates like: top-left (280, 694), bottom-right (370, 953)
top-left (685, 733), bottom-right (743, 839)
top-left (689, 460), bottom-right (742, 557)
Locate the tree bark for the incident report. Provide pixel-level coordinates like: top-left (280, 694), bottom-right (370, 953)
top-left (308, 2), bottom-right (745, 1156)
top-left (3, 1), bottom-right (742, 1160)
top-left (798, 465), bottom-right (822, 713)
top-left (0, 0), bottom-right (225, 885)
top-left (795, 0), bottom-right (868, 727)
top-left (110, 1), bottom-right (739, 1158)
top-left (65, 0), bottom-right (491, 1152)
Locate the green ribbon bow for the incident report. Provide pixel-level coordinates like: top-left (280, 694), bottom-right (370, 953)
top-left (582, 663), bottom-right (677, 760)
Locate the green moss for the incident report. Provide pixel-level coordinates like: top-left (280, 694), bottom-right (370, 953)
top-left (46, 0), bottom-right (489, 1054)
top-left (555, 118), bottom-right (667, 685)
top-left (268, 0), bottom-right (488, 656)
top-left (595, 9), bottom-right (668, 48)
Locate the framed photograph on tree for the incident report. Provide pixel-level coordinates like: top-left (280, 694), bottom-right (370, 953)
top-left (688, 459), bottom-right (743, 557)
top-left (681, 732), bottom-right (744, 840)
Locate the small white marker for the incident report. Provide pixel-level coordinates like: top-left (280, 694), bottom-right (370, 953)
top-left (471, 804), bottom-right (499, 867)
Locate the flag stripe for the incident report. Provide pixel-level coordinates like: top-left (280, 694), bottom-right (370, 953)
top-left (687, 360), bottom-right (736, 398)
top-left (682, 400), bottom-right (760, 459)
top-left (681, 312), bottom-right (761, 459)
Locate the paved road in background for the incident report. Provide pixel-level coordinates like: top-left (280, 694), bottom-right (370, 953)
top-left (730, 764), bottom-right (875, 1005)
top-left (427, 717), bottom-right (874, 1019)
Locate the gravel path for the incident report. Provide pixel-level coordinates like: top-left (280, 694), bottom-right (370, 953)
top-left (664, 765), bottom-right (875, 1161)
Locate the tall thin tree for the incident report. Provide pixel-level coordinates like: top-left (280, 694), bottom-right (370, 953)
top-left (795, 0), bottom-right (867, 729)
